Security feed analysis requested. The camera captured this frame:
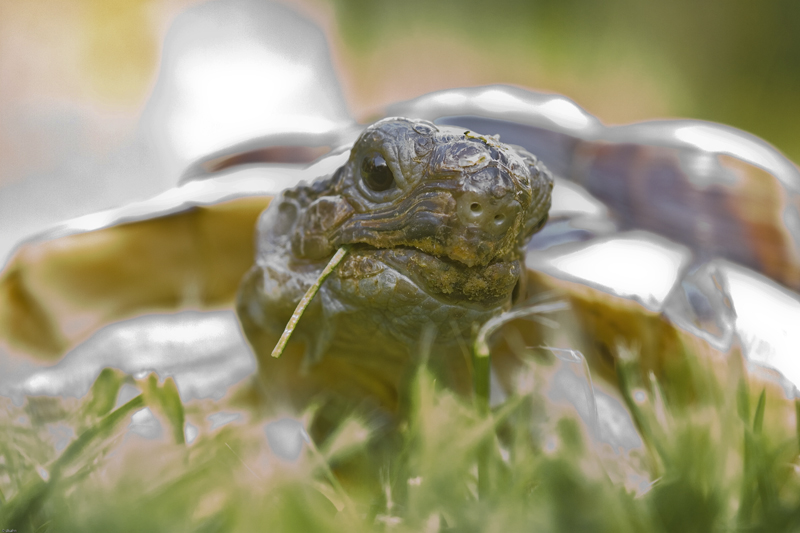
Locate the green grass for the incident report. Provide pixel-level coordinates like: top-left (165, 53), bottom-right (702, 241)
top-left (2, 338), bottom-right (800, 532)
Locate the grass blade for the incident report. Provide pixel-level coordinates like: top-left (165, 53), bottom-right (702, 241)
top-left (272, 245), bottom-right (349, 358)
top-left (753, 389), bottom-right (766, 434)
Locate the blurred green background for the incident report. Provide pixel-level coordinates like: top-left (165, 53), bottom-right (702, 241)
top-left (323, 0), bottom-right (800, 163)
top-left (0, 0), bottom-right (798, 189)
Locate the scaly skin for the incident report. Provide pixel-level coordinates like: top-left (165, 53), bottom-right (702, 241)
top-left (236, 118), bottom-right (553, 411)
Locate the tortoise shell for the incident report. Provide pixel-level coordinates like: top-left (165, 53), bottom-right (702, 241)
top-left (1, 85), bottom-right (798, 411)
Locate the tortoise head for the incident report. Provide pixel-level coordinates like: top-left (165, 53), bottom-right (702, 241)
top-left (291, 118), bottom-right (552, 267)
top-left (242, 117), bottom-right (552, 362)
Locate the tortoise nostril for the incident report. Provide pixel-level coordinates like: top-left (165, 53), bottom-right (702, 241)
top-left (456, 193), bottom-right (519, 235)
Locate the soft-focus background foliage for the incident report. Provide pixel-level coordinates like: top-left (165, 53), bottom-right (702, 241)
top-left (1, 0), bottom-right (797, 255)
top-left (1, 0), bottom-right (798, 190)
top-left (325, 0), bottom-right (800, 157)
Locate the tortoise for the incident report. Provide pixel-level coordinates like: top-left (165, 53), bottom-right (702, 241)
top-left (1, 85), bottom-right (799, 420)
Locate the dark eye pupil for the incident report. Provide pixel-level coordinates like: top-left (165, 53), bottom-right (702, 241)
top-left (360, 154), bottom-right (395, 192)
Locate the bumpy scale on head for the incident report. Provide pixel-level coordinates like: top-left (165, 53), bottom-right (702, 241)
top-left (237, 118), bottom-right (553, 368)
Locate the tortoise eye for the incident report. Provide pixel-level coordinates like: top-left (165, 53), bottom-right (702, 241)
top-left (360, 153), bottom-right (395, 192)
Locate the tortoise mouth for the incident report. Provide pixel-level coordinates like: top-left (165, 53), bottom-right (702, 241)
top-left (339, 244), bottom-right (522, 306)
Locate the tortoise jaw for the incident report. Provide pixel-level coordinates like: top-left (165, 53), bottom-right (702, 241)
top-left (340, 244), bottom-right (522, 307)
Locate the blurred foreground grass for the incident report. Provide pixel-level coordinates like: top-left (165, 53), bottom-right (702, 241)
top-left (2, 340), bottom-right (800, 532)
